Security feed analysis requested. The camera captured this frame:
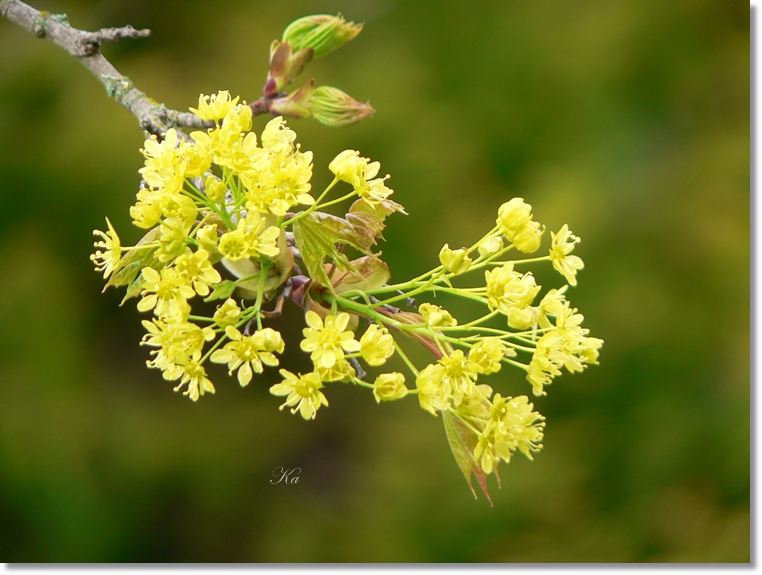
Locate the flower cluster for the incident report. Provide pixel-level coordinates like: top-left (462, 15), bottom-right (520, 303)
top-left (93, 89), bottom-right (602, 501)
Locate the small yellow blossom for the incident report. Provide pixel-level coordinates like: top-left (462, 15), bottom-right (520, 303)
top-left (137, 267), bottom-right (195, 322)
top-left (439, 349), bottom-right (479, 404)
top-left (213, 298), bottom-right (241, 328)
top-left (419, 303), bottom-right (457, 327)
top-left (141, 318), bottom-right (215, 371)
top-left (175, 249), bottom-right (222, 297)
top-left (549, 224), bottom-right (584, 286)
top-left (469, 337), bottom-right (514, 375)
top-left (415, 363), bottom-right (451, 415)
top-left (270, 370), bottom-right (328, 420)
top-left (205, 176), bottom-right (227, 203)
top-left (162, 351), bottom-right (216, 402)
top-left (218, 214), bottom-right (280, 261)
top-left (300, 311), bottom-right (361, 369)
top-left (196, 224), bottom-right (219, 251)
top-left (485, 262), bottom-right (541, 325)
top-left (496, 198), bottom-right (544, 254)
top-left (328, 149), bottom-right (392, 206)
top-left (373, 373), bottom-right (408, 402)
top-left (211, 326), bottom-right (284, 386)
top-left (190, 91), bottom-right (240, 123)
top-left (439, 244), bottom-right (472, 275)
top-left (157, 217), bottom-right (192, 263)
top-left (91, 218), bottom-right (122, 279)
top-left (359, 325), bottom-right (395, 366)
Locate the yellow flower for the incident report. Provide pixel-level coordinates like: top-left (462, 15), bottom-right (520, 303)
top-left (141, 319), bottom-right (215, 371)
top-left (175, 249), bottom-right (222, 297)
top-left (469, 337), bottom-right (514, 375)
top-left (328, 149), bottom-right (392, 206)
top-left (162, 351), bottom-right (216, 401)
top-left (439, 349), bottom-right (479, 403)
top-left (157, 217), bottom-right (192, 263)
top-left (359, 325), bottom-right (395, 366)
top-left (485, 262), bottom-right (541, 325)
top-left (211, 326), bottom-right (284, 386)
top-left (439, 244), bottom-right (472, 275)
top-left (137, 267), bottom-right (195, 322)
top-left (496, 198), bottom-right (544, 254)
top-left (204, 176), bottom-right (227, 203)
top-left (190, 91), bottom-right (240, 123)
top-left (549, 224), bottom-right (584, 286)
top-left (218, 214), bottom-right (280, 261)
top-left (196, 224), bottom-right (219, 251)
top-left (419, 303), bottom-right (457, 327)
top-left (415, 363), bottom-right (451, 416)
top-left (213, 298), bottom-right (241, 328)
top-left (91, 218), bottom-right (122, 279)
top-left (372, 373), bottom-right (408, 402)
top-left (270, 370), bottom-right (328, 420)
top-left (300, 311), bottom-right (361, 369)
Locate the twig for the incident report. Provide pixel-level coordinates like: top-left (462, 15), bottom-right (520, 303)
top-left (0, 0), bottom-right (215, 136)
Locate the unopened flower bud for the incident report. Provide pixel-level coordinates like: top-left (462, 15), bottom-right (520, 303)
top-left (439, 244), bottom-right (472, 275)
top-left (268, 79), bottom-right (315, 119)
top-left (283, 14), bottom-right (363, 58)
top-left (196, 224), bottom-right (219, 251)
top-left (497, 198), bottom-right (533, 235)
top-left (373, 372), bottom-right (408, 402)
top-left (205, 176), bottom-right (227, 203)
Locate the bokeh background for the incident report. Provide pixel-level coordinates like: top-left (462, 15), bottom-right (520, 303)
top-left (0, 0), bottom-right (749, 563)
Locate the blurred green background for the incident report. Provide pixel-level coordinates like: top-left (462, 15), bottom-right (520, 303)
top-left (0, 0), bottom-right (749, 563)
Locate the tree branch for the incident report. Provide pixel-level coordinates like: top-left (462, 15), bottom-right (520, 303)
top-left (0, 0), bottom-right (214, 136)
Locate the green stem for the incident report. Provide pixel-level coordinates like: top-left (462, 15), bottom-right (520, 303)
top-left (282, 177), bottom-right (341, 226)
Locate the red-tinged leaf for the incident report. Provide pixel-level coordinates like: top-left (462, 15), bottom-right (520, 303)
top-left (329, 255), bottom-right (390, 294)
top-left (349, 198), bottom-right (407, 218)
top-left (442, 411), bottom-right (494, 505)
top-left (376, 310), bottom-right (453, 359)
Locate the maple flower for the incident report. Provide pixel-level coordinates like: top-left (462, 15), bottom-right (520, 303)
top-left (137, 267), bottom-right (195, 322)
top-left (213, 298), bottom-right (241, 328)
top-left (300, 311), bottom-right (361, 369)
top-left (549, 224), bottom-right (584, 286)
top-left (485, 262), bottom-right (541, 324)
top-left (415, 363), bottom-right (452, 415)
top-left (175, 249), bottom-right (222, 297)
top-left (211, 326), bottom-right (285, 386)
top-left (439, 244), bottom-right (472, 275)
top-left (190, 91), bottom-right (240, 123)
top-left (419, 303), bottom-right (457, 327)
top-left (373, 373), bottom-right (408, 402)
top-left (162, 351), bottom-right (216, 402)
top-left (359, 325), bottom-right (395, 366)
top-left (270, 370), bottom-right (328, 420)
top-left (469, 337), bottom-right (515, 375)
top-left (141, 319), bottom-right (215, 371)
top-left (91, 218), bottom-right (122, 279)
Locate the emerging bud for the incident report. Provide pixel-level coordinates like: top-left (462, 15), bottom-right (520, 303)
top-left (265, 41), bottom-right (315, 97)
top-left (269, 79), bottom-right (315, 119)
top-left (307, 86), bottom-right (375, 126)
top-left (283, 14), bottom-right (363, 58)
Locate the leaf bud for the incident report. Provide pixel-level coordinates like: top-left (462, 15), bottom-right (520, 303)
top-left (283, 14), bottom-right (363, 58)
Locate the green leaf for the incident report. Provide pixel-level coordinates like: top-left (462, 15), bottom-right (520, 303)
top-left (346, 198), bottom-right (406, 243)
top-left (292, 212), bottom-right (369, 288)
top-left (330, 255), bottom-right (390, 294)
top-left (443, 411), bottom-right (494, 505)
top-left (204, 280), bottom-right (238, 302)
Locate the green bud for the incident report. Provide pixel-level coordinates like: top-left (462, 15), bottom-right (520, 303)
top-left (307, 86), bottom-right (374, 126)
top-left (283, 14), bottom-right (363, 58)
